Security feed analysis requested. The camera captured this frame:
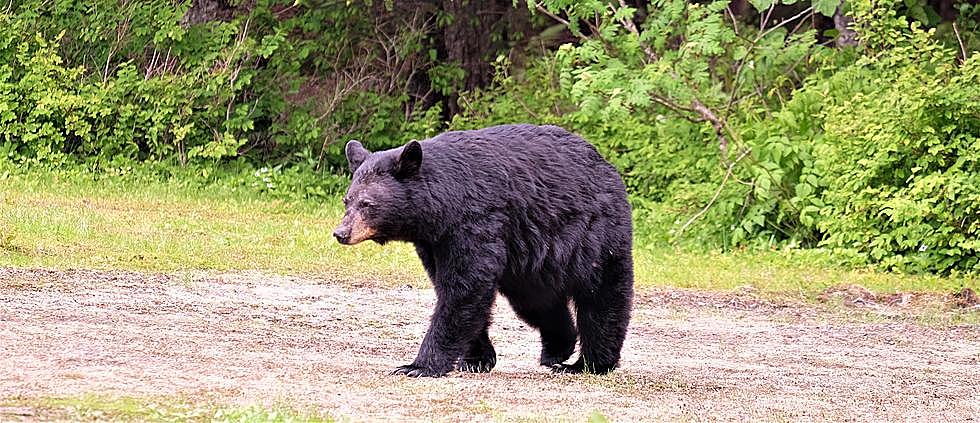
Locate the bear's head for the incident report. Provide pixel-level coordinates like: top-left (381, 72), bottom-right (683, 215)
top-left (333, 139), bottom-right (423, 245)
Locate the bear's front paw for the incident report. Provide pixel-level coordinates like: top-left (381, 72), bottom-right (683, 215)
top-left (391, 364), bottom-right (449, 378)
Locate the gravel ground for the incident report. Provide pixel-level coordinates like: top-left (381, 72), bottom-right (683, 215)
top-left (1, 267), bottom-right (978, 421)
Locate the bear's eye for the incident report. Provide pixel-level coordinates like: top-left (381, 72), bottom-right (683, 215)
top-left (357, 199), bottom-right (374, 209)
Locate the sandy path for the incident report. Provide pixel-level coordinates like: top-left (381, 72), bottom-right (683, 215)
top-left (1, 268), bottom-right (978, 421)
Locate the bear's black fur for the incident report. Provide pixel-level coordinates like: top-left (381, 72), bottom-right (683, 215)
top-left (333, 124), bottom-right (633, 377)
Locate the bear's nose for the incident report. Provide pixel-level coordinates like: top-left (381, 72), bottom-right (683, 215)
top-left (333, 228), bottom-right (350, 244)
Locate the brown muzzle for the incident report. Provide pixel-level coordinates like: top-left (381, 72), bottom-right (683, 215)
top-left (333, 212), bottom-right (377, 245)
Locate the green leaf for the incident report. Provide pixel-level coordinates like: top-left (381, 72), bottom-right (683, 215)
top-left (588, 411), bottom-right (610, 423)
top-left (749, 0), bottom-right (775, 13)
top-left (813, 0), bottom-right (839, 17)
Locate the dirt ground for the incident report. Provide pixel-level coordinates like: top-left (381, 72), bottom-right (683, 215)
top-left (1, 267), bottom-right (978, 422)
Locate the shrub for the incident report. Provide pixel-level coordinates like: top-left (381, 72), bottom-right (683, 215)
top-left (811, 2), bottom-right (980, 273)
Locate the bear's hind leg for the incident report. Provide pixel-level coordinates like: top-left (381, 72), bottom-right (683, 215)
top-left (458, 325), bottom-right (496, 373)
top-left (555, 252), bottom-right (633, 374)
top-left (537, 303), bottom-right (577, 367)
top-left (507, 298), bottom-right (577, 367)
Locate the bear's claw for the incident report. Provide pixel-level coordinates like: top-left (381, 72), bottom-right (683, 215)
top-left (457, 358), bottom-right (495, 373)
top-left (391, 364), bottom-right (448, 378)
top-left (550, 362), bottom-right (583, 374)
top-left (540, 352), bottom-right (571, 367)
top-left (550, 359), bottom-right (616, 375)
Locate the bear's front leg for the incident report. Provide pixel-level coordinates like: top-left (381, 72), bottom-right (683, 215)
top-left (393, 238), bottom-right (507, 377)
top-left (392, 281), bottom-right (498, 377)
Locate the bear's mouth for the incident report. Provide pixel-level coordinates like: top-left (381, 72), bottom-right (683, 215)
top-left (341, 214), bottom-right (377, 245)
top-left (346, 224), bottom-right (377, 245)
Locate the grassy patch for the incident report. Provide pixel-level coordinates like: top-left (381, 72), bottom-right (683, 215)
top-left (0, 395), bottom-right (333, 422)
top-left (1, 165), bottom-right (975, 296)
top-left (635, 247), bottom-right (974, 296)
top-left (0, 166), bottom-right (426, 286)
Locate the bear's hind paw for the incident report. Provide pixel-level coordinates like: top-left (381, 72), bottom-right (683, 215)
top-left (550, 360), bottom-right (616, 375)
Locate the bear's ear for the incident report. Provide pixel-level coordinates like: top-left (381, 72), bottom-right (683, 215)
top-left (345, 140), bottom-right (370, 173)
top-left (395, 140), bottom-right (423, 178)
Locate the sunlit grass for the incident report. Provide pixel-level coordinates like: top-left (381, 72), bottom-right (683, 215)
top-left (1, 395), bottom-right (333, 422)
top-left (0, 167), bottom-right (425, 285)
top-left (634, 247), bottom-right (972, 295)
top-left (1, 165), bottom-right (975, 295)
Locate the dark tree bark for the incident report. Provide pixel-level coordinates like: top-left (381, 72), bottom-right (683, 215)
top-left (930, 0), bottom-right (957, 22)
top-left (180, 0), bottom-right (235, 26)
top-left (503, 2), bottom-right (533, 69)
top-left (833, 0), bottom-right (858, 47)
top-left (441, 0), bottom-right (500, 115)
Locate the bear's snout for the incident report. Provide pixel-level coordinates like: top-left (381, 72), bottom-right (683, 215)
top-left (333, 212), bottom-right (376, 245)
top-left (333, 226), bottom-right (351, 244)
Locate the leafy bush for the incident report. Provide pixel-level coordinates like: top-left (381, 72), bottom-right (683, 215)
top-left (811, 2), bottom-right (980, 273)
top-left (0, 10), bottom-right (259, 165)
top-left (0, 1), bottom-right (445, 172)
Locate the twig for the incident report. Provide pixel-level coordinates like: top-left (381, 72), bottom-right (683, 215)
top-left (650, 93), bottom-right (696, 116)
top-left (103, 49), bottom-right (114, 83)
top-left (789, 8), bottom-right (813, 35)
top-left (758, 6), bottom-right (814, 40)
top-left (616, 0), bottom-right (659, 62)
top-left (676, 148), bottom-right (752, 240)
top-left (761, 4), bottom-right (775, 32)
top-left (533, 2), bottom-right (588, 41)
top-left (692, 99), bottom-right (729, 156)
top-left (953, 22), bottom-right (967, 65)
top-left (726, 5), bottom-right (739, 37)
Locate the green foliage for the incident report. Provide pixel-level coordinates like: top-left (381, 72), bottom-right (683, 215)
top-left (521, 0), bottom-right (834, 248)
top-left (807, 0), bottom-right (980, 273)
top-left (0, 1), bottom-right (445, 171)
top-left (0, 7), bottom-right (258, 165)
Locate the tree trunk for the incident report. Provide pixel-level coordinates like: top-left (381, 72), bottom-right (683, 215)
top-left (833, 0), bottom-right (858, 48)
top-left (441, 0), bottom-right (499, 115)
top-left (180, 0), bottom-right (235, 26)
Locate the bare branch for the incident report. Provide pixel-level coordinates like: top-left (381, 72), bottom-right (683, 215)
top-left (726, 5), bottom-right (740, 37)
top-left (953, 22), bottom-right (968, 65)
top-left (759, 6), bottom-right (814, 40)
top-left (650, 93), bottom-right (697, 117)
top-left (692, 99), bottom-right (729, 156)
top-left (533, 2), bottom-right (589, 41)
top-left (616, 0), bottom-right (659, 62)
top-left (761, 4), bottom-right (775, 32)
top-left (676, 148), bottom-right (753, 240)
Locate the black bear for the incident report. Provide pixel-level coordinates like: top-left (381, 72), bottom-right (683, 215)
top-left (333, 124), bottom-right (633, 377)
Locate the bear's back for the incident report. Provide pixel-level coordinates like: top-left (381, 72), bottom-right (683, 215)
top-left (418, 123), bottom-right (629, 232)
